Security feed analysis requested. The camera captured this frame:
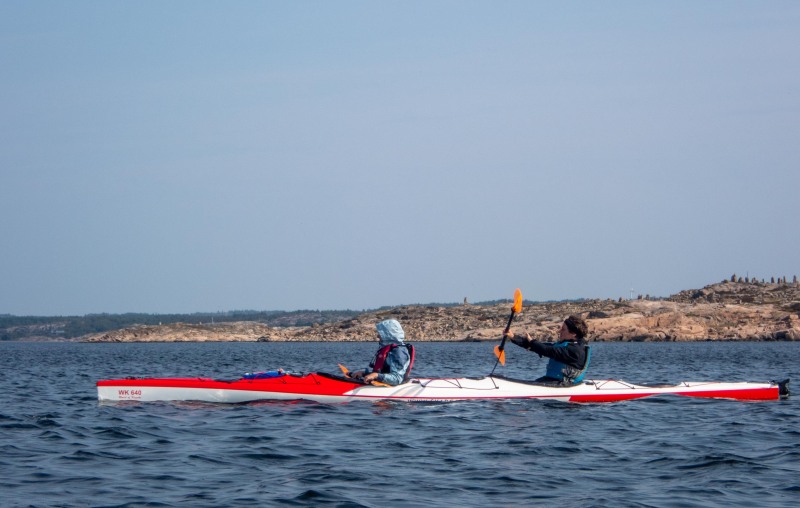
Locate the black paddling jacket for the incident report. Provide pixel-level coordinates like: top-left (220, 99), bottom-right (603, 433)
top-left (521, 338), bottom-right (587, 370)
top-left (512, 336), bottom-right (591, 384)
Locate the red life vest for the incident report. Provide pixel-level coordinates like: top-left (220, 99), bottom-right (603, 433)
top-left (371, 344), bottom-right (415, 382)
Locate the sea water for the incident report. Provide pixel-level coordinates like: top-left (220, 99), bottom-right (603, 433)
top-left (1, 341), bottom-right (798, 507)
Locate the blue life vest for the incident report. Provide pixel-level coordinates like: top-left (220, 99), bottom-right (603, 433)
top-left (544, 342), bottom-right (592, 384)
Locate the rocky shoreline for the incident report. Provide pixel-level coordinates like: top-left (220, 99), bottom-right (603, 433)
top-left (81, 280), bottom-right (800, 343)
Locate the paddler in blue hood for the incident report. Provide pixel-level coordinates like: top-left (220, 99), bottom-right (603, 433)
top-left (348, 319), bottom-right (414, 386)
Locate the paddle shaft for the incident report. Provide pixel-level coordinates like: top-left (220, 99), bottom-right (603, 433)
top-left (497, 311), bottom-right (517, 353)
top-left (490, 310), bottom-right (518, 375)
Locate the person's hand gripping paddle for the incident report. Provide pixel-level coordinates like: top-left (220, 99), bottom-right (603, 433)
top-left (491, 288), bottom-right (523, 375)
top-left (338, 363), bottom-right (389, 387)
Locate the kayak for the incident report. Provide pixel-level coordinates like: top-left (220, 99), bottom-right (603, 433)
top-left (96, 372), bottom-right (789, 404)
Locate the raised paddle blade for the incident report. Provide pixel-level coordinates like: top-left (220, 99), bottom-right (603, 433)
top-left (512, 288), bottom-right (523, 313)
top-left (494, 344), bottom-right (506, 366)
top-left (338, 363), bottom-right (350, 376)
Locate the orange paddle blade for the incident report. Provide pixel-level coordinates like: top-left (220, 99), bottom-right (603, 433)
top-left (338, 363), bottom-right (349, 375)
top-left (494, 345), bottom-right (506, 366)
top-left (512, 288), bottom-right (523, 313)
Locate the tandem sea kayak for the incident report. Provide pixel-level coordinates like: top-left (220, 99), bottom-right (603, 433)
top-left (97, 372), bottom-right (790, 404)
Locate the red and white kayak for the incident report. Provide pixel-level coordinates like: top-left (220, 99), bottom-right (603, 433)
top-left (97, 372), bottom-right (789, 404)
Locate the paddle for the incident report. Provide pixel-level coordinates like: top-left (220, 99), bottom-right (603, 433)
top-left (491, 288), bottom-right (523, 373)
top-left (338, 363), bottom-right (390, 387)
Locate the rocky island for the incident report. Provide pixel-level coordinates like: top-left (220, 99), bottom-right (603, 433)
top-left (82, 278), bottom-right (800, 343)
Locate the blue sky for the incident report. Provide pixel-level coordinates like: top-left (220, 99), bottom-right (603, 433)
top-left (1, 1), bottom-right (798, 315)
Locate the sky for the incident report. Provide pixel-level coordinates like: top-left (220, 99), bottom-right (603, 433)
top-left (1, 1), bottom-right (798, 316)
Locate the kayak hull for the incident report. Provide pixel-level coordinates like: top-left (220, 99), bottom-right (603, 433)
top-left (96, 373), bottom-right (789, 404)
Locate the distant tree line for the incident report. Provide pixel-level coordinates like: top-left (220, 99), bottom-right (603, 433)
top-left (0, 310), bottom-right (362, 341)
top-left (1, 297), bottom-right (567, 341)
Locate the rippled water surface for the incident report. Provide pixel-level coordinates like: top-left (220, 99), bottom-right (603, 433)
top-left (1, 341), bottom-right (798, 507)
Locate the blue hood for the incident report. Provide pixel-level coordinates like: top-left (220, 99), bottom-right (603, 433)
top-left (376, 319), bottom-right (405, 345)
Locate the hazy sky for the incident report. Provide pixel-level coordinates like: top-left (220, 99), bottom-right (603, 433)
top-left (2, 2), bottom-right (798, 315)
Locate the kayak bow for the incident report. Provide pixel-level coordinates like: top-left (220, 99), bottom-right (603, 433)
top-left (97, 373), bottom-right (789, 404)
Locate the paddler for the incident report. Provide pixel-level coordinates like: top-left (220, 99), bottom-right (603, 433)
top-left (348, 319), bottom-right (414, 386)
top-left (504, 315), bottom-right (591, 385)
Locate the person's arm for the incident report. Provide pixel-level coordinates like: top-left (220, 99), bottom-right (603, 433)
top-left (526, 340), bottom-right (585, 368)
top-left (508, 332), bottom-right (536, 351)
top-left (507, 331), bottom-right (585, 367)
top-left (355, 351), bottom-right (379, 380)
top-left (509, 333), bottom-right (579, 363)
